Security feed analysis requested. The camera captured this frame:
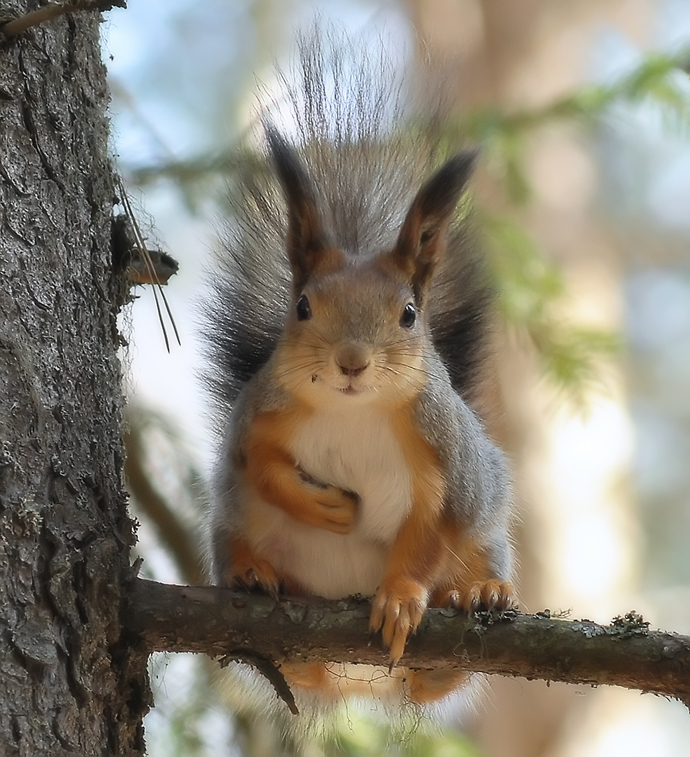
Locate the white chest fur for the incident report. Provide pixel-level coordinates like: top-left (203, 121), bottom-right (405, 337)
top-left (245, 404), bottom-right (413, 599)
top-left (290, 405), bottom-right (412, 543)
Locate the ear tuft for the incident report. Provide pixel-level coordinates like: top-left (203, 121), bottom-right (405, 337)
top-left (264, 124), bottom-right (330, 291)
top-left (265, 125), bottom-right (316, 211)
top-left (393, 149), bottom-right (478, 302)
top-left (414, 149), bottom-right (478, 225)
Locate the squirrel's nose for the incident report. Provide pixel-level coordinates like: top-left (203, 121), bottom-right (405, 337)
top-left (336, 344), bottom-right (370, 377)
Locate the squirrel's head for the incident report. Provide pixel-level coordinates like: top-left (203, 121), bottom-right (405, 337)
top-left (266, 126), bottom-right (476, 408)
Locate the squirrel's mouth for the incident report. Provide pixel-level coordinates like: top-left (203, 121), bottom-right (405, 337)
top-left (337, 381), bottom-right (374, 396)
top-left (339, 385), bottom-right (360, 395)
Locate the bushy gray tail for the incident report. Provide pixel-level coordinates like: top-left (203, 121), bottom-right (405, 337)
top-left (202, 30), bottom-right (491, 431)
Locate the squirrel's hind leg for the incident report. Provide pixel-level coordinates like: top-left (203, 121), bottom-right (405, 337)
top-left (406, 669), bottom-right (470, 704)
top-left (280, 661), bottom-right (332, 691)
top-left (431, 578), bottom-right (516, 614)
top-left (431, 533), bottom-right (516, 613)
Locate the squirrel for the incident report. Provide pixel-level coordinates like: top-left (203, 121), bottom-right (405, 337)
top-left (203, 34), bottom-right (515, 710)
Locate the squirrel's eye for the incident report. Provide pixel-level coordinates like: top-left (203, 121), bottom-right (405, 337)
top-left (400, 303), bottom-right (416, 328)
top-left (296, 294), bottom-right (312, 321)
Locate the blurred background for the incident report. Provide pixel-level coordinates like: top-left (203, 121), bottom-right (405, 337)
top-left (102, 1), bottom-right (690, 755)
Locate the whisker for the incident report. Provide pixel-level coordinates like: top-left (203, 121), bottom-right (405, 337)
top-left (444, 544), bottom-right (469, 572)
top-left (380, 363), bottom-right (443, 382)
top-left (275, 364), bottom-right (322, 380)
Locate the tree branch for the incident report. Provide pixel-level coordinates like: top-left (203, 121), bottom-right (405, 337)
top-left (124, 579), bottom-right (690, 710)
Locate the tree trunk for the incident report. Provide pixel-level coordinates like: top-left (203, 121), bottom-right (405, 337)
top-left (0, 5), bottom-right (148, 755)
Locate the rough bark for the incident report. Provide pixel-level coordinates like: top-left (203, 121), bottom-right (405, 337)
top-left (127, 580), bottom-right (690, 711)
top-left (0, 5), bottom-right (148, 755)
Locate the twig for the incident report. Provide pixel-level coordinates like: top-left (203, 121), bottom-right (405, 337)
top-left (1, 1), bottom-right (125, 38)
top-left (220, 650), bottom-right (299, 715)
top-left (117, 176), bottom-right (181, 351)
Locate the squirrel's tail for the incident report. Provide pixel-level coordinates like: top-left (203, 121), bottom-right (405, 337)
top-left (202, 29), bottom-right (492, 427)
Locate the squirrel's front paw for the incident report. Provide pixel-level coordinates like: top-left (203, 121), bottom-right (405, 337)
top-left (369, 578), bottom-right (428, 666)
top-left (309, 485), bottom-right (359, 534)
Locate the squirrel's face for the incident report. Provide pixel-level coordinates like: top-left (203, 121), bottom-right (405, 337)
top-left (273, 260), bottom-right (429, 409)
top-left (265, 130), bottom-right (477, 409)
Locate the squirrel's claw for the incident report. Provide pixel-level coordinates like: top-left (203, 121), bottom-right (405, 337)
top-left (369, 579), bottom-right (428, 666)
top-left (439, 580), bottom-right (516, 614)
top-left (229, 560), bottom-right (283, 599)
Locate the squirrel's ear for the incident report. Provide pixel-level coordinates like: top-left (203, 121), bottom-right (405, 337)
top-left (393, 150), bottom-right (478, 303)
top-left (266, 125), bottom-right (331, 291)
